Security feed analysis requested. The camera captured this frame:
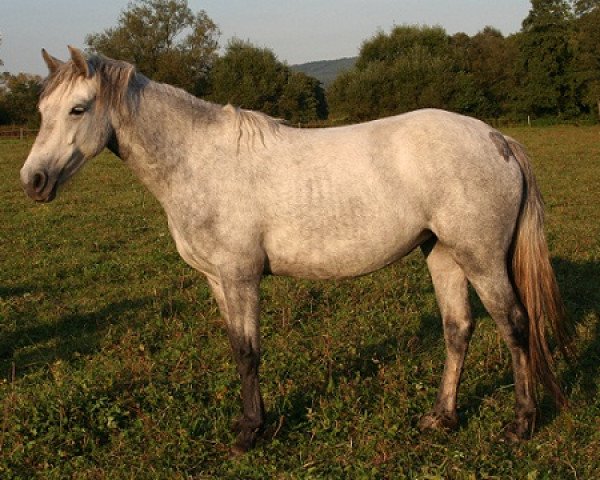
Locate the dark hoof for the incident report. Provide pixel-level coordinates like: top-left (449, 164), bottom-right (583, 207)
top-left (229, 428), bottom-right (261, 457)
top-left (418, 411), bottom-right (459, 431)
top-left (229, 445), bottom-right (246, 458)
top-left (503, 420), bottom-right (533, 443)
top-left (230, 415), bottom-right (264, 455)
top-left (502, 409), bottom-right (536, 443)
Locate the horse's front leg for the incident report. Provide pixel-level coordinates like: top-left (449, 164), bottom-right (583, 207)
top-left (208, 274), bottom-right (265, 455)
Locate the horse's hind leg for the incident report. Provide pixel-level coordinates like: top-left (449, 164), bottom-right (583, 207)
top-left (419, 240), bottom-right (474, 431)
top-left (462, 260), bottom-right (536, 440)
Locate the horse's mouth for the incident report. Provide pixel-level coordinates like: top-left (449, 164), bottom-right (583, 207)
top-left (36, 180), bottom-right (59, 203)
top-left (22, 169), bottom-right (61, 203)
top-left (23, 152), bottom-right (85, 203)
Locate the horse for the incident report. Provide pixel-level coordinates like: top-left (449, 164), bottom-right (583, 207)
top-left (20, 47), bottom-right (572, 455)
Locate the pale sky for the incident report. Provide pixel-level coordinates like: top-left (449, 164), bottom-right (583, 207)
top-left (1, 0), bottom-right (532, 76)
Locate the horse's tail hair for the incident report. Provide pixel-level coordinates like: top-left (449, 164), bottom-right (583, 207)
top-left (507, 137), bottom-right (574, 408)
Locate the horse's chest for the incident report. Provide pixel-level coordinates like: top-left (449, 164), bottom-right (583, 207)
top-left (167, 215), bottom-right (219, 277)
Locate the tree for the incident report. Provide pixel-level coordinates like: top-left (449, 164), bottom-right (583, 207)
top-left (516, 0), bottom-right (577, 117)
top-left (356, 25), bottom-right (450, 69)
top-left (451, 27), bottom-right (519, 118)
top-left (0, 73), bottom-right (42, 126)
top-left (86, 0), bottom-right (219, 95)
top-left (209, 39), bottom-right (287, 116)
top-left (278, 71), bottom-right (328, 124)
top-left (572, 3), bottom-right (600, 117)
top-left (572, 0), bottom-right (600, 15)
top-left (208, 39), bottom-right (327, 123)
top-left (328, 25), bottom-right (464, 122)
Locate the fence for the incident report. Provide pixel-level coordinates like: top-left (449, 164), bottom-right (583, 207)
top-left (0, 128), bottom-right (39, 140)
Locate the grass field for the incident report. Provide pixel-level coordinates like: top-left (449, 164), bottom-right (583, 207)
top-left (0, 126), bottom-right (599, 479)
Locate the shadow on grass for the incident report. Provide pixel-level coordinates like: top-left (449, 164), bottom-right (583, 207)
top-left (517, 256), bottom-right (600, 429)
top-left (440, 257), bottom-right (598, 430)
top-left (2, 256), bottom-right (596, 446)
top-left (0, 295), bottom-right (152, 380)
top-left (553, 257), bottom-right (600, 399)
top-left (264, 256), bottom-right (600, 443)
top-left (0, 286), bottom-right (34, 298)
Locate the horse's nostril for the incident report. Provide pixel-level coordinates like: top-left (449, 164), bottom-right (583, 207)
top-left (32, 171), bottom-right (48, 193)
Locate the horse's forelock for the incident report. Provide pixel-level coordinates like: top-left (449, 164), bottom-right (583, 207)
top-left (40, 55), bottom-right (138, 115)
top-left (40, 61), bottom-right (81, 101)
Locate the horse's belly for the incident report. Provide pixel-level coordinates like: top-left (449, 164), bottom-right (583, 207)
top-left (264, 226), bottom-right (431, 280)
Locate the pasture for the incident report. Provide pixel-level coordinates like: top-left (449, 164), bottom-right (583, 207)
top-left (0, 125), bottom-right (599, 478)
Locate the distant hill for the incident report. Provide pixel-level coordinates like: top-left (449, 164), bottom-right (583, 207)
top-left (291, 57), bottom-right (357, 87)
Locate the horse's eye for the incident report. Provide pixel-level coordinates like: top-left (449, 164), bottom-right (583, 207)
top-left (70, 106), bottom-right (86, 116)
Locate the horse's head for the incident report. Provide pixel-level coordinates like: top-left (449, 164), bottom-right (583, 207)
top-left (20, 47), bottom-right (114, 202)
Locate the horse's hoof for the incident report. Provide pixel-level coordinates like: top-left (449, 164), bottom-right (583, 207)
top-left (229, 415), bottom-right (264, 456)
top-left (503, 429), bottom-right (521, 443)
top-left (418, 411), bottom-right (458, 431)
top-left (503, 420), bottom-right (532, 442)
top-left (230, 430), bottom-right (259, 457)
top-left (503, 408), bottom-right (535, 442)
top-left (229, 442), bottom-right (248, 458)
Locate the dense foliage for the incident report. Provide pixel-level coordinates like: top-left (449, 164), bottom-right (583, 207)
top-left (329, 1), bottom-right (600, 123)
top-left (0, 74), bottom-right (41, 127)
top-left (0, 36), bottom-right (40, 127)
top-left (328, 26), bottom-right (483, 121)
top-left (208, 39), bottom-right (327, 123)
top-left (2, 1), bottom-right (600, 126)
top-left (85, 0), bottom-right (219, 96)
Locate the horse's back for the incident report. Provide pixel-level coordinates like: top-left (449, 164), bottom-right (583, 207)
top-left (259, 109), bottom-right (523, 279)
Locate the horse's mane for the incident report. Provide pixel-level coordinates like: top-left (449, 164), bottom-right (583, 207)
top-left (41, 54), bottom-right (283, 150)
top-left (225, 105), bottom-right (282, 153)
top-left (146, 80), bottom-right (283, 149)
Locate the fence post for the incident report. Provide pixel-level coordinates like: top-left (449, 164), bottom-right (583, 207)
top-left (20, 128), bottom-right (24, 141)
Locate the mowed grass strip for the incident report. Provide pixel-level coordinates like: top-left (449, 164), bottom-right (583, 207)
top-left (0, 125), bottom-right (598, 479)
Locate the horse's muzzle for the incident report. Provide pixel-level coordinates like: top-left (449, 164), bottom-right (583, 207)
top-left (21, 168), bottom-right (58, 202)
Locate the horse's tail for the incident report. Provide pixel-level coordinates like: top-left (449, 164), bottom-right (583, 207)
top-left (506, 137), bottom-right (573, 408)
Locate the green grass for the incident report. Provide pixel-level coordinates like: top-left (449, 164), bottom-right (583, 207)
top-left (0, 126), bottom-right (599, 479)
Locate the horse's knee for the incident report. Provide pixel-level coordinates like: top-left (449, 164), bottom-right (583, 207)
top-left (443, 315), bottom-right (474, 355)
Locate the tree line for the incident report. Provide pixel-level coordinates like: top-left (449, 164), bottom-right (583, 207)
top-left (331, 0), bottom-right (600, 123)
top-left (1, 0), bottom-right (599, 127)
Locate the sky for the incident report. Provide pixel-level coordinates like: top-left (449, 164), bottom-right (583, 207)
top-left (1, 0), bottom-right (532, 76)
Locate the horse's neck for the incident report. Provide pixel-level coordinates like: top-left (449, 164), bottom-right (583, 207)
top-left (110, 81), bottom-right (229, 202)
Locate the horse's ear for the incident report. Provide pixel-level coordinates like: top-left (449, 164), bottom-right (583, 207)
top-left (41, 49), bottom-right (63, 74)
top-left (68, 46), bottom-right (91, 78)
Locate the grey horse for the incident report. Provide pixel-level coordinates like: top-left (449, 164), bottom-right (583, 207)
top-left (20, 47), bottom-right (571, 454)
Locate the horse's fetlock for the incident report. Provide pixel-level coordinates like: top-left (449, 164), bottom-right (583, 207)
top-left (231, 414), bottom-right (264, 433)
top-left (418, 409), bottom-right (459, 431)
top-left (504, 409), bottom-right (536, 442)
top-left (231, 429), bottom-right (260, 456)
